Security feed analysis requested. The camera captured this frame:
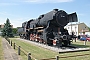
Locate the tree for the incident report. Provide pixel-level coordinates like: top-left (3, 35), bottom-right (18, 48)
top-left (12, 28), bottom-right (18, 34)
top-left (1, 18), bottom-right (14, 37)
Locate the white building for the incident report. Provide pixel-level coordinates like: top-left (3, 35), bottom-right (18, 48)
top-left (65, 23), bottom-right (89, 36)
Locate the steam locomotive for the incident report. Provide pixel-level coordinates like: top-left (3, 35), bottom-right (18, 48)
top-left (18, 9), bottom-right (78, 47)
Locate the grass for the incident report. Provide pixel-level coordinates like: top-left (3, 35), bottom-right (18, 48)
top-left (0, 36), bottom-right (4, 60)
top-left (10, 38), bottom-right (90, 60)
top-left (71, 40), bottom-right (90, 48)
top-left (14, 36), bottom-right (20, 38)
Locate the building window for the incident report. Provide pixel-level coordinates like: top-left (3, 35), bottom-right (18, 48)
top-left (76, 32), bottom-right (77, 34)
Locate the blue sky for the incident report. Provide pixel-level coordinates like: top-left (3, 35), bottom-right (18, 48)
top-left (0, 0), bottom-right (90, 28)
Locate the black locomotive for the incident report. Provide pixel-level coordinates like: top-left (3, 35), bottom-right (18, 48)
top-left (18, 9), bottom-right (78, 47)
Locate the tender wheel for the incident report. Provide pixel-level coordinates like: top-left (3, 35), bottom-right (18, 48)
top-left (47, 39), bottom-right (53, 46)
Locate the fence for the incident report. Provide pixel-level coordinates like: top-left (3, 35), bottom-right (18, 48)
top-left (5, 37), bottom-right (90, 60)
top-left (5, 37), bottom-right (34, 60)
top-left (40, 53), bottom-right (90, 60)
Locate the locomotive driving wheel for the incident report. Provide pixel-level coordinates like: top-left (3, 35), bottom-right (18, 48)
top-left (63, 40), bottom-right (69, 46)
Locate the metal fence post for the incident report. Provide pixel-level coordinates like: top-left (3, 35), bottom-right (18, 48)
top-left (13, 43), bottom-right (15, 49)
top-left (18, 46), bottom-right (20, 55)
top-left (11, 40), bottom-right (12, 46)
top-left (84, 40), bottom-right (87, 45)
top-left (8, 39), bottom-right (10, 44)
top-left (75, 38), bottom-right (76, 42)
top-left (28, 52), bottom-right (31, 60)
top-left (56, 55), bottom-right (59, 60)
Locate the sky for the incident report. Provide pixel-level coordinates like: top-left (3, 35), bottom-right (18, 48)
top-left (0, 0), bottom-right (90, 28)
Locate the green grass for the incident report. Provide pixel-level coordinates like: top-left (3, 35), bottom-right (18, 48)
top-left (0, 37), bottom-right (4, 60)
top-left (14, 36), bottom-right (20, 38)
top-left (71, 40), bottom-right (90, 48)
top-left (10, 38), bottom-right (90, 60)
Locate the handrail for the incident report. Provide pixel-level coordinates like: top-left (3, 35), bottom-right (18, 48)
top-left (40, 53), bottom-right (90, 60)
top-left (20, 47), bottom-right (28, 56)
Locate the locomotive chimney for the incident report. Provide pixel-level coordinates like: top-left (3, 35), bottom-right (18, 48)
top-left (53, 9), bottom-right (58, 11)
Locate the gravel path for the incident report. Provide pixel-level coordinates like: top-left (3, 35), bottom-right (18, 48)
top-left (2, 38), bottom-right (21, 60)
top-left (17, 38), bottom-right (90, 53)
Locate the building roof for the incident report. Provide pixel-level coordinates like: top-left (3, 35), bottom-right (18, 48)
top-left (67, 22), bottom-right (84, 26)
top-left (0, 24), bottom-right (13, 28)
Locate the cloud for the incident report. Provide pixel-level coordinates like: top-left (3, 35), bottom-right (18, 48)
top-left (0, 17), bottom-right (30, 28)
top-left (0, 3), bottom-right (18, 6)
top-left (0, 17), bottom-right (6, 25)
top-left (24, 0), bottom-right (74, 3)
top-left (0, 12), bottom-right (12, 16)
top-left (77, 13), bottom-right (85, 16)
top-left (10, 17), bottom-right (30, 28)
top-left (0, 0), bottom-right (74, 5)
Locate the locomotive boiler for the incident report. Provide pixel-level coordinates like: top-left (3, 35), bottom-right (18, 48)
top-left (19, 9), bottom-right (78, 47)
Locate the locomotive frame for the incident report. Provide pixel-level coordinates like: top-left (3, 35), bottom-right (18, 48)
top-left (18, 9), bottom-right (78, 47)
